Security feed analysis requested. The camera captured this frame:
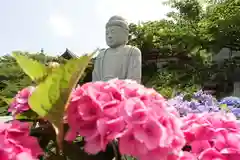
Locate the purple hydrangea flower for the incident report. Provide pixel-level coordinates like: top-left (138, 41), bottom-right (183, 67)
top-left (167, 90), bottom-right (219, 116)
top-left (219, 96), bottom-right (240, 118)
top-left (219, 96), bottom-right (240, 106)
top-left (231, 108), bottom-right (240, 117)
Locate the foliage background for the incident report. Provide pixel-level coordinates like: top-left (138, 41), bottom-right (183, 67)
top-left (128, 0), bottom-right (240, 98)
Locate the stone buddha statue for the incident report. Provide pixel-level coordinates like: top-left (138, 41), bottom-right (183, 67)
top-left (92, 15), bottom-right (142, 83)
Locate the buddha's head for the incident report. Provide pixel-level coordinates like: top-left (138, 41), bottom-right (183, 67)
top-left (105, 16), bottom-right (129, 48)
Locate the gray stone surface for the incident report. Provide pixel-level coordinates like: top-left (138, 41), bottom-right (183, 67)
top-left (92, 16), bottom-right (142, 83)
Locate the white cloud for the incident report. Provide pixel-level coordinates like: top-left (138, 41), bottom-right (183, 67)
top-left (95, 0), bottom-right (174, 23)
top-left (49, 14), bottom-right (73, 37)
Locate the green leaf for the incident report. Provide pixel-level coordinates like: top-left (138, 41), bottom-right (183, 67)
top-left (29, 55), bottom-right (92, 117)
top-left (15, 110), bottom-right (39, 121)
top-left (29, 54), bottom-right (92, 151)
top-left (13, 53), bottom-right (48, 82)
top-left (219, 104), bottom-right (230, 112)
top-left (123, 155), bottom-right (136, 160)
top-left (74, 136), bottom-right (83, 143)
top-left (0, 96), bottom-right (13, 105)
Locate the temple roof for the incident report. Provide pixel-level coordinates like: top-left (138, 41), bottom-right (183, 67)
top-left (60, 48), bottom-right (102, 60)
top-left (60, 48), bottom-right (78, 59)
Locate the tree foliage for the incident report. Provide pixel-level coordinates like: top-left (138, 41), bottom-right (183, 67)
top-left (128, 0), bottom-right (240, 97)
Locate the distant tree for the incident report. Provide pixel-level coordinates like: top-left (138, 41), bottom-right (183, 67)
top-left (128, 0), bottom-right (240, 97)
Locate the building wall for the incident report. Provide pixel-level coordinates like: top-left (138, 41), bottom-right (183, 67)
top-left (212, 48), bottom-right (240, 62)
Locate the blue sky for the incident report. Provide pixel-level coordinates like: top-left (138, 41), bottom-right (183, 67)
top-left (0, 0), bottom-right (172, 56)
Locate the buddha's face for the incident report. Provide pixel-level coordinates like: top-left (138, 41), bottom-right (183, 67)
top-left (105, 26), bottom-right (128, 48)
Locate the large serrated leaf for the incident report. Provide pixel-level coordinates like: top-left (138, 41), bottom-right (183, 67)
top-left (0, 96), bottom-right (13, 105)
top-left (13, 53), bottom-right (48, 82)
top-left (28, 54), bottom-right (92, 151)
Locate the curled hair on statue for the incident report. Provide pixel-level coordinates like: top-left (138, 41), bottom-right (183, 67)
top-left (105, 15), bottom-right (129, 32)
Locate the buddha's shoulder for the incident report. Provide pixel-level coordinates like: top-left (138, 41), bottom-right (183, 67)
top-left (119, 45), bottom-right (141, 57)
top-left (95, 45), bottom-right (141, 59)
top-left (94, 48), bottom-right (106, 59)
top-left (124, 45), bottom-right (139, 50)
top-left (125, 45), bottom-right (141, 56)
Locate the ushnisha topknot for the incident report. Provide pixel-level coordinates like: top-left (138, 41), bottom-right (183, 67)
top-left (105, 15), bottom-right (129, 31)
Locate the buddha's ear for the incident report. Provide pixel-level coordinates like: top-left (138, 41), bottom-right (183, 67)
top-left (125, 39), bottom-right (129, 45)
top-left (124, 32), bottom-right (129, 44)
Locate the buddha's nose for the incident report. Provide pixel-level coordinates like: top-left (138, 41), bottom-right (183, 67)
top-left (107, 35), bottom-right (112, 40)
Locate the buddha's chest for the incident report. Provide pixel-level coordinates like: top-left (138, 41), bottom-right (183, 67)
top-left (103, 49), bottom-right (128, 66)
top-left (100, 47), bottom-right (131, 80)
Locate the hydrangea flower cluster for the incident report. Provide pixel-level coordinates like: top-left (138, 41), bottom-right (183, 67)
top-left (65, 79), bottom-right (185, 160)
top-left (181, 112), bottom-right (240, 160)
top-left (8, 86), bottom-right (35, 116)
top-left (7, 80), bottom-right (240, 160)
top-left (0, 120), bottom-right (43, 160)
top-left (219, 96), bottom-right (240, 117)
top-left (219, 96), bottom-right (240, 106)
top-left (167, 90), bottom-right (219, 116)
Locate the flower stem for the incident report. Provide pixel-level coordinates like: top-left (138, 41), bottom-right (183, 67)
top-left (111, 141), bottom-right (120, 160)
top-left (122, 155), bottom-right (128, 160)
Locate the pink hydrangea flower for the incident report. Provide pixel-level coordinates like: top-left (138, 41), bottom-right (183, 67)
top-left (167, 151), bottom-right (197, 160)
top-left (66, 79), bottom-right (185, 159)
top-left (182, 112), bottom-right (240, 160)
top-left (8, 86), bottom-right (35, 116)
top-left (0, 120), bottom-right (43, 160)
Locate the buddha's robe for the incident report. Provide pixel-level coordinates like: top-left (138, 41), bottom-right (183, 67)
top-left (92, 45), bottom-right (141, 83)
